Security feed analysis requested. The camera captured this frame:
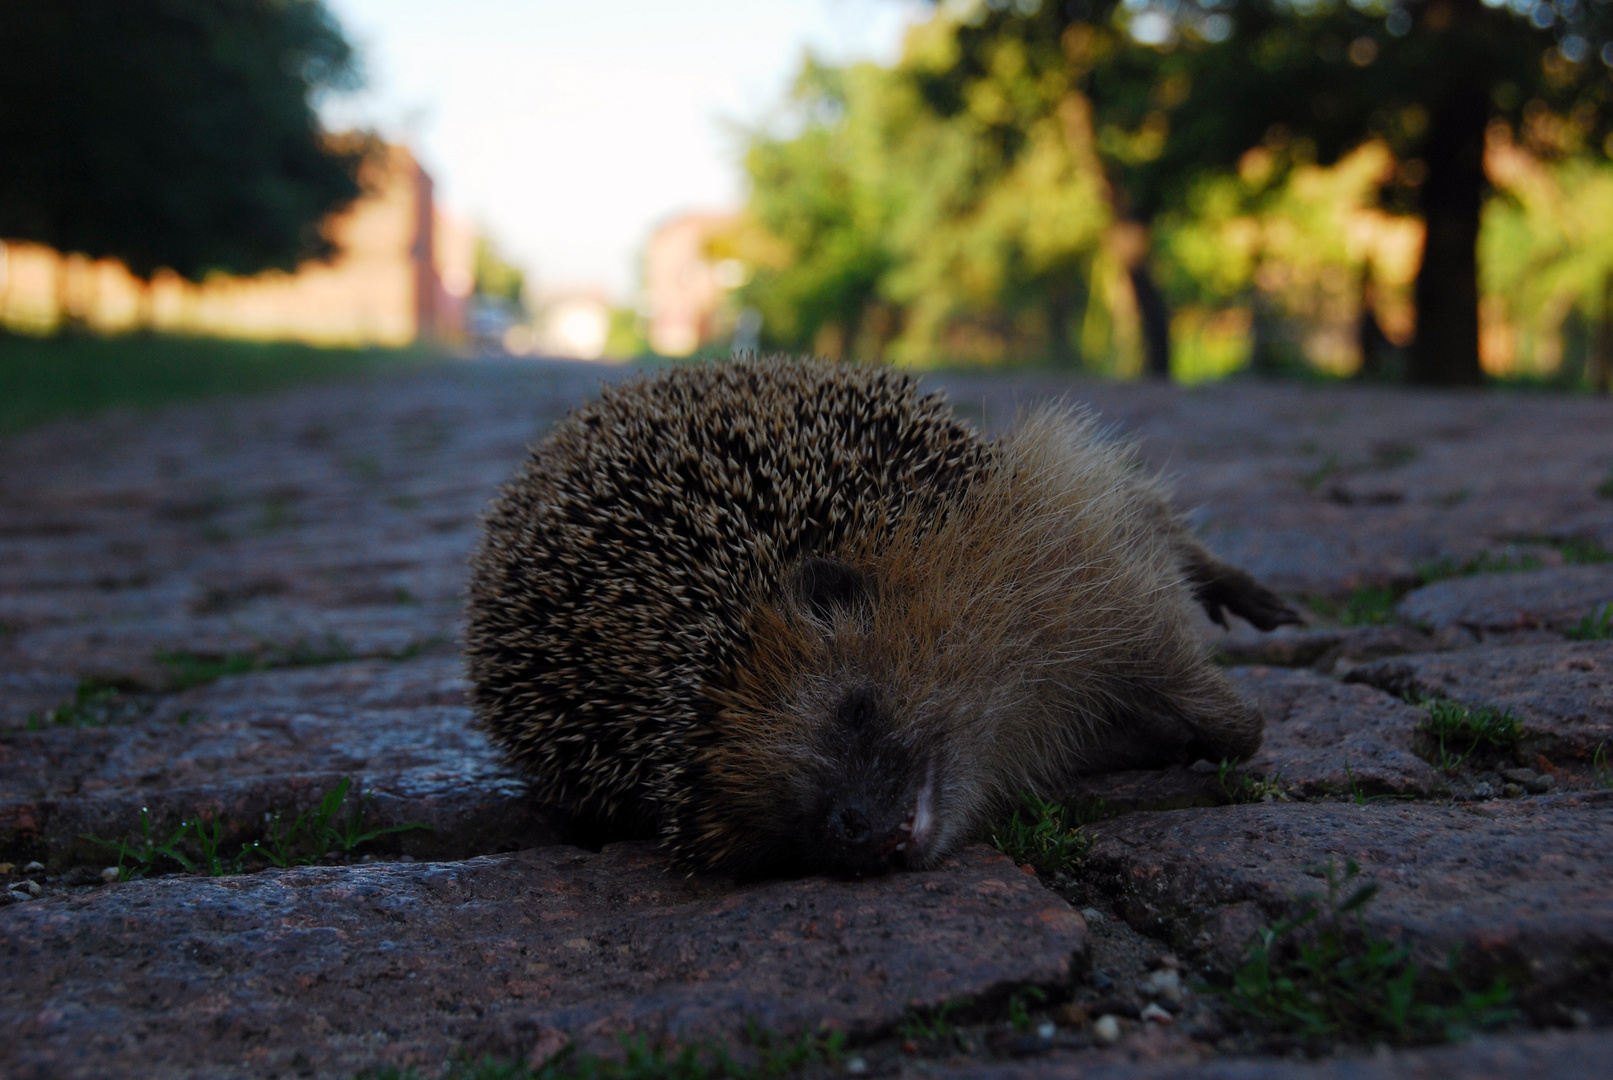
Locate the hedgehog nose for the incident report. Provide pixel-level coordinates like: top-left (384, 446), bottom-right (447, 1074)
top-left (830, 805), bottom-right (872, 846)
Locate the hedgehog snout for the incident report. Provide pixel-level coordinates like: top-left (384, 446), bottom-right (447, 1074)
top-left (805, 686), bottom-right (937, 876)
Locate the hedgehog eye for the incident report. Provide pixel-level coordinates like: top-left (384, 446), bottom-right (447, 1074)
top-left (791, 557), bottom-right (873, 625)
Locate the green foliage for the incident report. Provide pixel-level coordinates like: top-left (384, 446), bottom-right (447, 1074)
top-left (0, 332), bottom-right (433, 436)
top-left (358, 1029), bottom-right (844, 1080)
top-left (1216, 859), bottom-right (1516, 1045)
top-left (1566, 603), bottom-right (1613, 642)
top-left (1417, 700), bottom-right (1523, 774)
top-left (989, 794), bottom-right (1107, 875)
top-left (474, 236), bottom-right (527, 312)
top-left (1597, 469), bottom-right (1613, 500)
top-left (1594, 742), bottom-right (1613, 790)
top-left (0, 0), bottom-right (371, 281)
top-left (86, 778), bottom-right (430, 880)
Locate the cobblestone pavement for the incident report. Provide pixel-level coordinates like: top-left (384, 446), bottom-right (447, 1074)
top-left (2, 359), bottom-right (1611, 1079)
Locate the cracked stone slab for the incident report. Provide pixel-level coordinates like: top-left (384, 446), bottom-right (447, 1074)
top-left (0, 842), bottom-right (1086, 1080)
top-left (931, 1029), bottom-right (1613, 1080)
top-left (1079, 798), bottom-right (1613, 1010)
top-left (1346, 641), bottom-right (1613, 761)
top-left (1229, 667), bottom-right (1446, 798)
top-left (0, 657), bottom-right (554, 870)
top-left (1394, 566), bottom-right (1613, 639)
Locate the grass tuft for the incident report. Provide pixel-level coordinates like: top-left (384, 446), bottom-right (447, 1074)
top-left (357, 1029), bottom-right (844, 1080)
top-left (1594, 743), bottom-right (1613, 790)
top-left (24, 679), bottom-right (130, 729)
top-left (1213, 859), bottom-right (1516, 1046)
top-left (1565, 603), bottom-right (1613, 642)
top-left (86, 777), bottom-right (431, 880)
top-left (1304, 585), bottom-right (1400, 627)
top-left (1219, 758), bottom-right (1286, 804)
top-left (989, 794), bottom-right (1108, 875)
top-left (1416, 701), bottom-right (1522, 775)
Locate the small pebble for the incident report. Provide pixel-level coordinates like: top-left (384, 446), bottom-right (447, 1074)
top-left (1471, 781), bottom-right (1495, 799)
top-left (1035, 1021), bottom-right (1056, 1040)
top-left (845, 1055), bottom-right (868, 1075)
top-left (7, 890), bottom-right (30, 903)
top-left (1140, 1003), bottom-right (1174, 1025)
top-left (397, 855), bottom-right (416, 863)
top-left (23, 861), bottom-right (44, 874)
top-left (0, 862), bottom-right (14, 875)
top-left (1141, 968), bottom-right (1184, 1003)
top-left (1054, 1003), bottom-right (1089, 1026)
top-left (100, 867), bottom-right (121, 883)
top-left (1500, 767), bottom-right (1538, 785)
top-left (1526, 774), bottom-right (1553, 794)
top-left (1503, 782), bottom-right (1524, 799)
top-left (1079, 907), bottom-right (1103, 922)
top-left (1092, 1015), bottom-right (1121, 1044)
top-left (23, 879), bottom-right (42, 897)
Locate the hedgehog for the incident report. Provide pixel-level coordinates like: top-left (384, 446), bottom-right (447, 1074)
top-left (465, 357), bottom-right (1298, 877)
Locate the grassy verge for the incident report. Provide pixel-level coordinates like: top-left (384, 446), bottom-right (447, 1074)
top-left (0, 331), bottom-right (440, 436)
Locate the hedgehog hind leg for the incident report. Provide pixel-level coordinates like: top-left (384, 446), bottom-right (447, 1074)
top-left (1075, 665), bottom-right (1263, 775)
top-left (1181, 550), bottom-right (1301, 632)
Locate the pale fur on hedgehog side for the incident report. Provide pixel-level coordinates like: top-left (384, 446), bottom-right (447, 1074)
top-left (465, 356), bottom-right (1297, 877)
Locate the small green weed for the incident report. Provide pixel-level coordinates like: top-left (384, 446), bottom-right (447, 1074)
top-left (1594, 742), bottom-right (1613, 790)
top-left (900, 998), bottom-right (969, 1044)
top-left (1219, 758), bottom-right (1285, 804)
top-left (1417, 700), bottom-right (1522, 774)
top-left (1007, 986), bottom-right (1048, 1032)
top-left (156, 635), bottom-right (361, 690)
top-left (1342, 760), bottom-right (1401, 805)
top-left (1214, 859), bottom-right (1516, 1045)
top-left (24, 680), bottom-right (124, 729)
top-left (86, 778), bottom-right (430, 880)
top-left (989, 794), bottom-right (1106, 875)
top-left (358, 1028), bottom-right (843, 1080)
top-left (1551, 537), bottom-right (1613, 565)
top-left (156, 649), bottom-right (259, 690)
top-left (1301, 458), bottom-right (1341, 492)
top-left (254, 777), bottom-right (430, 867)
top-left (1566, 603), bottom-right (1613, 642)
top-left (1415, 551), bottom-right (1543, 584)
top-left (1305, 585), bottom-right (1400, 627)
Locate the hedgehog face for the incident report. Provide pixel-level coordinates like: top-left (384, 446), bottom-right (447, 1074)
top-left (701, 557), bottom-right (963, 877)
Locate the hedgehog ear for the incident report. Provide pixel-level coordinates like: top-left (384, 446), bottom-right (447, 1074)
top-left (791, 557), bottom-right (873, 624)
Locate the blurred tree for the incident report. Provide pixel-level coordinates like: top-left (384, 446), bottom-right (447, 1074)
top-left (474, 236), bottom-right (528, 312)
top-left (0, 0), bottom-right (370, 286)
top-left (928, 0), bottom-right (1613, 384)
top-left (732, 42), bottom-right (1108, 367)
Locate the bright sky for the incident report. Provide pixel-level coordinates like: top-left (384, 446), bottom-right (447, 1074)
top-left (320, 0), bottom-right (924, 302)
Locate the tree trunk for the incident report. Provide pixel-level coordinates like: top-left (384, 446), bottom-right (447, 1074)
top-left (1408, 90), bottom-right (1489, 387)
top-left (1044, 278), bottom-right (1085, 369)
top-left (1128, 261), bottom-right (1171, 380)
